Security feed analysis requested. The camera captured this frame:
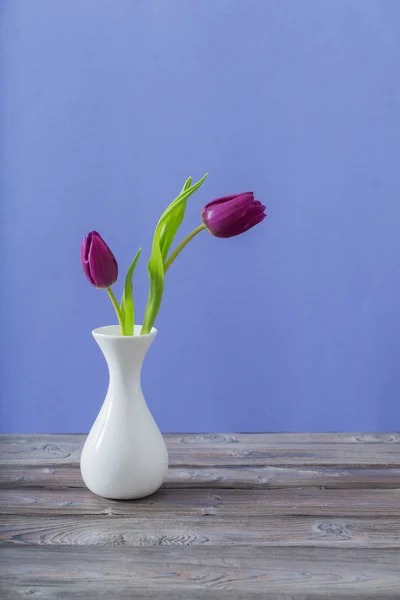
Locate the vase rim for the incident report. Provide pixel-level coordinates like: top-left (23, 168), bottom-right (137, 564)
top-left (92, 325), bottom-right (157, 339)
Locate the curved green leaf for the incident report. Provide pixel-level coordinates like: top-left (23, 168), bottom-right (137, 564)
top-left (120, 248), bottom-right (142, 336)
top-left (159, 176), bottom-right (192, 262)
top-left (141, 173), bottom-right (208, 334)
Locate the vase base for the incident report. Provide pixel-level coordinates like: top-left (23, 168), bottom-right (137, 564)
top-left (85, 485), bottom-right (164, 501)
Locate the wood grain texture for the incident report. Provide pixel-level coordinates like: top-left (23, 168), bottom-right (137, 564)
top-left (1, 433), bottom-right (400, 599)
top-left (2, 514), bottom-right (400, 547)
top-left (3, 464), bottom-right (400, 490)
top-left (1, 433), bottom-right (400, 467)
top-left (2, 487), bottom-right (400, 517)
top-left (2, 587), bottom-right (400, 600)
top-left (1, 545), bottom-right (399, 599)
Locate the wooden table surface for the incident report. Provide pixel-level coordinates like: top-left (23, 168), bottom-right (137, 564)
top-left (1, 433), bottom-right (400, 599)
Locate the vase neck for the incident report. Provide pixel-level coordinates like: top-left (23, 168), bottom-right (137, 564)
top-left (93, 328), bottom-right (156, 391)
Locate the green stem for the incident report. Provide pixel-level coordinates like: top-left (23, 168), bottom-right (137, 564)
top-left (164, 223), bottom-right (206, 273)
top-left (107, 287), bottom-right (125, 335)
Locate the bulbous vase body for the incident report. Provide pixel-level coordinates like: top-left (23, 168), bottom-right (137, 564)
top-left (80, 325), bottom-right (168, 499)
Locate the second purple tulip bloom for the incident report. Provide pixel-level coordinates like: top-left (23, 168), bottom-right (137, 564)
top-left (201, 192), bottom-right (266, 238)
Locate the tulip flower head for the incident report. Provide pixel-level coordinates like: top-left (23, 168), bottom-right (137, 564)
top-left (201, 192), bottom-right (266, 238)
top-left (80, 231), bottom-right (118, 289)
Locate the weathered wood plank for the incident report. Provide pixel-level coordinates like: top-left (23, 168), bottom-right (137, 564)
top-left (0, 586), bottom-right (277, 600)
top-left (1, 514), bottom-right (400, 548)
top-left (1, 487), bottom-right (400, 517)
top-left (170, 443), bottom-right (400, 467)
top-left (2, 463), bottom-right (400, 490)
top-left (0, 545), bottom-right (399, 598)
top-left (1, 434), bottom-right (399, 468)
top-left (2, 432), bottom-right (399, 447)
top-left (2, 586), bottom-right (400, 600)
top-left (166, 465), bottom-right (400, 489)
top-left (166, 433), bottom-right (400, 444)
top-left (0, 586), bottom-right (287, 600)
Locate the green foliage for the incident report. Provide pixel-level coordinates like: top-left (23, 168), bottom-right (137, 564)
top-left (159, 177), bottom-right (192, 262)
top-left (120, 248), bottom-right (142, 335)
top-left (141, 174), bottom-right (208, 334)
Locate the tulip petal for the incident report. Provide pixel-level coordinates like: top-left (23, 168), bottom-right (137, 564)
top-left (201, 188), bottom-right (266, 237)
top-left (80, 234), bottom-right (96, 286)
top-left (212, 203), bottom-right (266, 238)
top-left (223, 211), bottom-right (266, 238)
top-left (204, 192), bottom-right (254, 210)
top-left (93, 235), bottom-right (117, 287)
top-left (82, 231), bottom-right (118, 288)
top-left (201, 193), bottom-right (256, 237)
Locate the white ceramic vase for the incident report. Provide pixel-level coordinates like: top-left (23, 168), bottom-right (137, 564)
top-left (80, 325), bottom-right (168, 499)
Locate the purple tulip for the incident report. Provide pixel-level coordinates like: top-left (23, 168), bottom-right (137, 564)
top-left (80, 231), bottom-right (118, 288)
top-left (201, 192), bottom-right (266, 238)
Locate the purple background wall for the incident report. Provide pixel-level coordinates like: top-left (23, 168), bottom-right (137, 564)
top-left (1, 0), bottom-right (400, 433)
